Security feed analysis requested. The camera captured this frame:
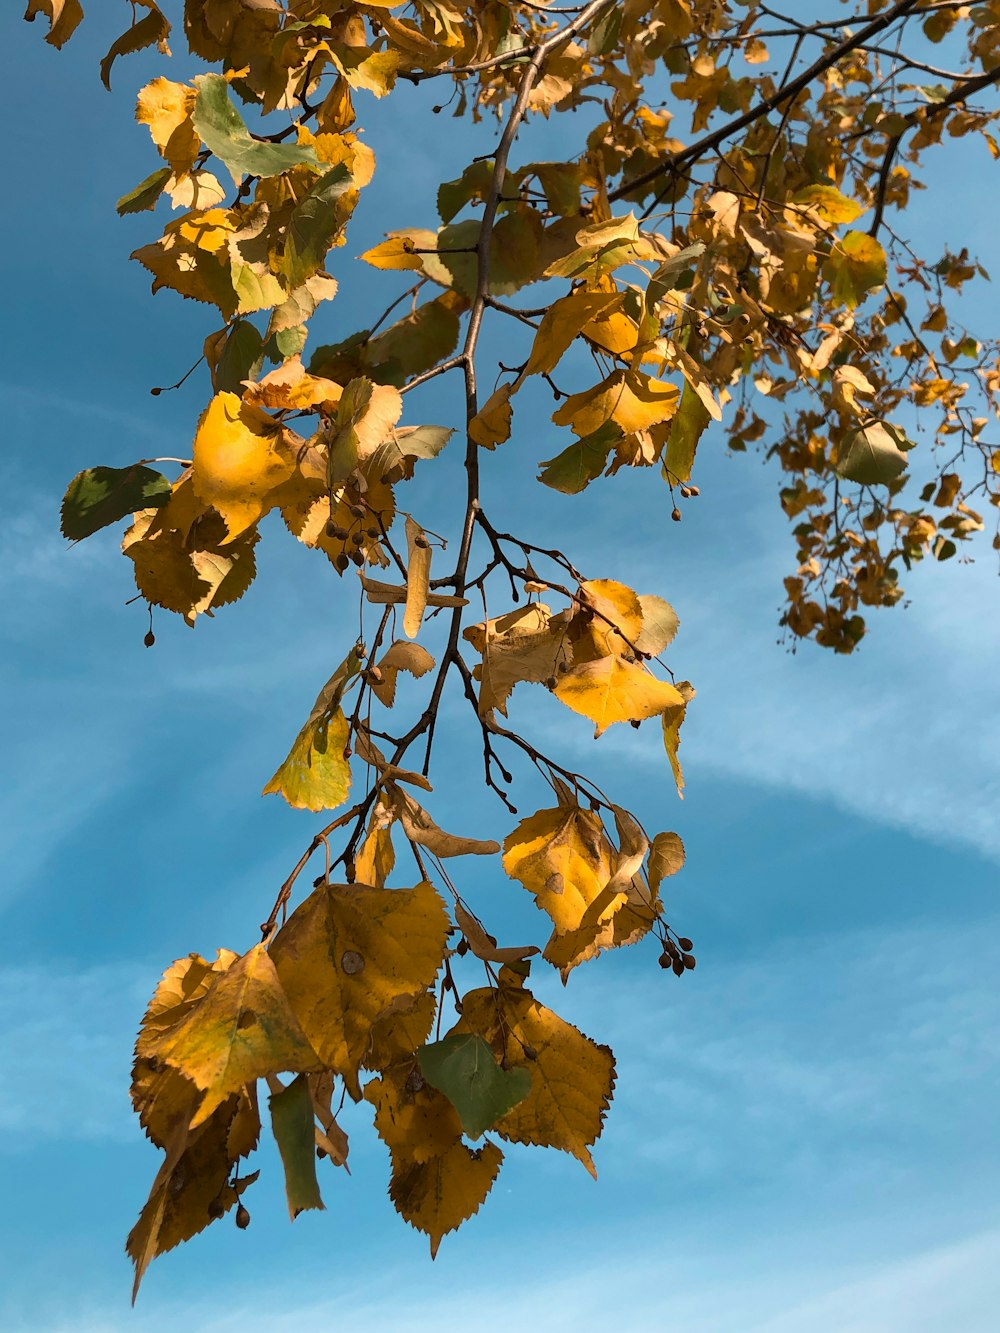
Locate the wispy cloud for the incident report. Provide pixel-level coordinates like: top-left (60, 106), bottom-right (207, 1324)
top-left (0, 961), bottom-right (149, 1144)
top-left (32, 1225), bottom-right (1000, 1333)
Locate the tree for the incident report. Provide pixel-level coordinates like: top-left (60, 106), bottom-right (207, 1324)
top-left (26, 0), bottom-right (1000, 1295)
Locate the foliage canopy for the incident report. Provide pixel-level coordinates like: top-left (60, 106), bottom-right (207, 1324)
top-left (26, 0), bottom-right (1000, 1295)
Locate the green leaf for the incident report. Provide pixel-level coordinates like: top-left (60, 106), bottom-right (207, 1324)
top-left (836, 420), bottom-right (910, 485)
top-left (214, 320), bottom-right (264, 395)
top-left (588, 3), bottom-right (622, 55)
top-left (664, 380), bottom-right (711, 484)
top-left (269, 1075), bottom-right (324, 1221)
top-left (192, 74), bottom-right (321, 186)
top-left (282, 165), bottom-right (353, 288)
top-left (437, 160), bottom-right (495, 225)
top-left (823, 231), bottom-right (887, 309)
top-left (417, 1033), bottom-right (532, 1139)
top-left (538, 423), bottom-right (618, 494)
top-left (116, 167), bottom-right (171, 217)
top-left (61, 465), bottom-right (172, 541)
top-left (265, 325), bottom-right (308, 363)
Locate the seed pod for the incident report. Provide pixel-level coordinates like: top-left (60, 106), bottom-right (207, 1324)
top-left (678, 937), bottom-right (694, 951)
top-left (414, 534), bottom-right (430, 549)
top-left (679, 485), bottom-right (691, 498)
top-left (521, 1044), bottom-right (538, 1061)
top-left (326, 521), bottom-right (349, 539)
top-left (207, 1198), bottom-right (225, 1220)
top-left (349, 548), bottom-right (365, 565)
top-left (687, 484), bottom-right (700, 497)
top-left (349, 504), bottom-right (366, 519)
top-left (671, 507), bottom-right (682, 522)
top-left (682, 954), bottom-right (697, 970)
top-left (143, 630), bottom-right (156, 648)
top-left (456, 938), bottom-right (469, 956)
top-left (235, 1204), bottom-right (251, 1230)
top-left (672, 958), bottom-right (685, 977)
top-left (658, 951), bottom-right (672, 970)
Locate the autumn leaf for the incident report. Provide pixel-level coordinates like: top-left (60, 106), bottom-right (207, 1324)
top-left (127, 1092), bottom-right (259, 1299)
top-left (368, 641), bottom-right (435, 708)
top-left (404, 516), bottom-right (431, 638)
top-left (554, 654), bottom-right (685, 736)
top-left (648, 831), bottom-right (685, 891)
top-left (390, 786), bottom-right (501, 858)
top-left (552, 370), bottom-right (680, 438)
top-left (152, 944), bottom-right (320, 1127)
top-left (136, 77), bottom-right (199, 177)
top-left (389, 1141), bottom-right (503, 1258)
top-left (100, 2), bottom-right (170, 90)
top-left (24, 0), bottom-right (83, 48)
top-left (823, 231), bottom-right (888, 308)
top-left (191, 392), bottom-right (295, 539)
top-left (269, 880), bottom-right (450, 1098)
top-left (502, 804), bottom-right (615, 937)
top-left (468, 384), bottom-right (513, 449)
top-left (263, 644), bottom-right (362, 812)
top-left (457, 981), bottom-right (615, 1177)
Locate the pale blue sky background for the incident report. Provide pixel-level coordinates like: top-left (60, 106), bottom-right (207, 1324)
top-left (2, 8), bottom-right (999, 1331)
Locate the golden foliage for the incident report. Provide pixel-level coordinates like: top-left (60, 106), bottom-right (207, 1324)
top-left (36, 0), bottom-right (1000, 1281)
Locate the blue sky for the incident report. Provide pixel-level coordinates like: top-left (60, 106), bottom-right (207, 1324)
top-left (3, 8), bottom-right (999, 1330)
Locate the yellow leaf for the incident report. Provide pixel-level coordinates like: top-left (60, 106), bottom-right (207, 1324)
top-left (457, 982), bottom-right (614, 1177)
top-left (823, 231), bottom-right (887, 309)
top-left (270, 881), bottom-right (450, 1098)
top-left (542, 874), bottom-right (659, 980)
top-left (132, 949), bottom-right (239, 1148)
top-left (132, 207), bottom-right (282, 318)
top-left (579, 579), bottom-right (644, 654)
top-left (123, 521), bottom-right (213, 616)
top-left (662, 680), bottom-right (695, 796)
top-left (363, 989), bottom-right (438, 1071)
top-left (368, 640), bottom-right (436, 707)
top-left (552, 370), bottom-right (679, 437)
top-left (463, 603), bottom-right (571, 716)
top-left (404, 515), bottom-right (431, 639)
top-left (526, 290), bottom-right (622, 375)
top-left (192, 392), bottom-right (295, 539)
top-left (136, 77), bottom-right (199, 178)
top-left (648, 831), bottom-right (685, 891)
top-left (502, 804), bottom-right (615, 936)
top-left (793, 185), bottom-right (865, 226)
top-left (155, 944), bottom-right (320, 1127)
top-left (554, 654), bottom-right (685, 736)
top-left (127, 1090), bottom-right (259, 1300)
top-left (165, 169), bottom-right (226, 211)
top-left (263, 644), bottom-right (362, 812)
top-left (468, 384), bottom-right (513, 449)
top-left (361, 230), bottom-right (438, 272)
top-left (354, 812), bottom-right (396, 887)
top-left (242, 355), bottom-right (343, 410)
top-left (263, 704), bottom-right (351, 812)
top-left (389, 1140), bottom-right (503, 1258)
top-left (365, 1055), bottom-right (464, 1166)
top-left (635, 593), bottom-right (680, 656)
